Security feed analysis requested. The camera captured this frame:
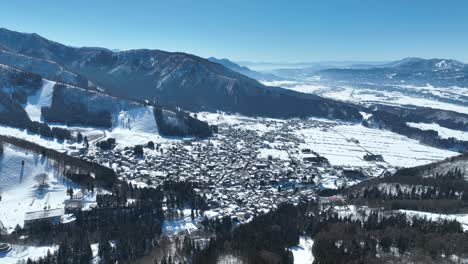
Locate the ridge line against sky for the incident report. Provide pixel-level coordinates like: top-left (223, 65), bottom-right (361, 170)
top-left (1, 0), bottom-right (467, 63)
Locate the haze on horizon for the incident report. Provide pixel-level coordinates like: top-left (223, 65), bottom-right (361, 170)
top-left (1, 0), bottom-right (467, 63)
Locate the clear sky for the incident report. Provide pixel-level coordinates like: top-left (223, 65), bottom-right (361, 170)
top-left (1, 0), bottom-right (467, 63)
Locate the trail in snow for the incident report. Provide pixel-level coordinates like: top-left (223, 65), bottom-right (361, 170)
top-left (24, 79), bottom-right (56, 121)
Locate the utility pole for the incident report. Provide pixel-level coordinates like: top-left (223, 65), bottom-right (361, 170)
top-left (20, 160), bottom-right (25, 184)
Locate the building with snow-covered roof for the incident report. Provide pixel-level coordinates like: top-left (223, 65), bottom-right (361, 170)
top-left (24, 209), bottom-right (63, 228)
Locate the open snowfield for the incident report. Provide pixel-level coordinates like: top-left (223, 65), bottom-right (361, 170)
top-left (289, 236), bottom-right (314, 264)
top-left (263, 80), bottom-right (468, 115)
top-left (295, 122), bottom-right (458, 169)
top-left (0, 244), bottom-right (58, 264)
top-left (24, 79), bottom-right (56, 122)
top-left (113, 106), bottom-right (158, 134)
top-left (407, 122), bottom-right (468, 141)
top-left (0, 144), bottom-right (96, 233)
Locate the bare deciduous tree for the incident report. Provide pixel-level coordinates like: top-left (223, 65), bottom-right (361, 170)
top-left (34, 173), bottom-right (49, 186)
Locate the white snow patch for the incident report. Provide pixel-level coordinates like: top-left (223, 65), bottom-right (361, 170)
top-left (24, 79), bottom-right (56, 121)
top-left (407, 122), bottom-right (468, 141)
top-left (290, 236), bottom-right (314, 264)
top-left (113, 106), bottom-right (158, 134)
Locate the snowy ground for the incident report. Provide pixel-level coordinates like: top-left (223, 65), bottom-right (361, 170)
top-left (295, 122), bottom-right (458, 170)
top-left (4, 75), bottom-right (169, 151)
top-left (0, 144), bottom-right (96, 233)
top-left (0, 244), bottom-right (58, 264)
top-left (289, 236), bottom-right (314, 264)
top-left (197, 112), bottom-right (459, 176)
top-left (113, 106), bottom-right (158, 134)
top-left (399, 210), bottom-right (468, 232)
top-left (162, 209), bottom-right (199, 235)
top-left (162, 209), bottom-right (219, 235)
top-left (263, 80), bottom-right (468, 115)
top-left (24, 79), bottom-right (56, 122)
top-left (407, 122), bottom-right (468, 141)
top-left (0, 125), bottom-right (81, 152)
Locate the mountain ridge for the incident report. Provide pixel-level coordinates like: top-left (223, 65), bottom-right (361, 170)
top-left (0, 28), bottom-right (362, 120)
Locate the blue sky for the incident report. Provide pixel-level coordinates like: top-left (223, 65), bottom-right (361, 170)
top-left (1, 0), bottom-right (467, 62)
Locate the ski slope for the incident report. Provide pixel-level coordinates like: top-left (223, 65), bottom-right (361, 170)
top-left (24, 79), bottom-right (56, 121)
top-left (0, 144), bottom-right (95, 233)
top-left (113, 106), bottom-right (158, 134)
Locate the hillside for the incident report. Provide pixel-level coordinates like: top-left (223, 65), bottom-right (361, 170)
top-left (0, 63), bottom-right (212, 138)
top-left (0, 28), bottom-right (362, 120)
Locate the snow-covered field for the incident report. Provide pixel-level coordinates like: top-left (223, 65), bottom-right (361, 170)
top-left (24, 79), bottom-right (56, 122)
top-left (263, 80), bottom-right (468, 115)
top-left (0, 144), bottom-right (96, 233)
top-left (113, 106), bottom-right (158, 134)
top-left (0, 244), bottom-right (58, 264)
top-left (198, 112), bottom-right (459, 175)
top-left (289, 236), bottom-right (314, 264)
top-left (296, 123), bottom-right (458, 169)
top-left (407, 122), bottom-right (468, 141)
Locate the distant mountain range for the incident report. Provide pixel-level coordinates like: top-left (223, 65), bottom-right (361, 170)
top-left (207, 57), bottom-right (283, 81)
top-left (0, 28), bottom-right (361, 120)
top-left (318, 57), bottom-right (468, 87)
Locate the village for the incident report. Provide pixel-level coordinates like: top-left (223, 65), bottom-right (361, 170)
top-left (78, 116), bottom-right (389, 222)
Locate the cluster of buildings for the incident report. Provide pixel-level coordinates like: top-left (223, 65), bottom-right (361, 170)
top-left (77, 117), bottom-right (382, 222)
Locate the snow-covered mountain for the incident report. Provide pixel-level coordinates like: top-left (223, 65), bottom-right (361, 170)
top-left (0, 47), bottom-right (97, 90)
top-left (0, 63), bottom-right (212, 138)
top-left (207, 57), bottom-right (283, 81)
top-left (0, 28), bottom-right (361, 121)
top-left (317, 57), bottom-right (468, 87)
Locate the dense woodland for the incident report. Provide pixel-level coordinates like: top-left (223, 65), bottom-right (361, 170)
top-left (154, 107), bottom-right (213, 138)
top-left (186, 202), bottom-right (468, 264)
top-left (368, 107), bottom-right (468, 152)
top-left (41, 84), bottom-right (113, 128)
top-left (8, 175), bottom-right (210, 264)
top-left (345, 168), bottom-right (468, 214)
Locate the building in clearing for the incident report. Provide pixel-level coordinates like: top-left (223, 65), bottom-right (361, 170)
top-left (24, 209), bottom-right (63, 228)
